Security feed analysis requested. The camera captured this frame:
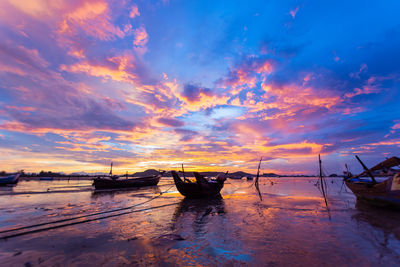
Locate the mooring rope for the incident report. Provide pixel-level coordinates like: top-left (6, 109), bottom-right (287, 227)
top-left (0, 184), bottom-right (176, 238)
top-left (0, 202), bottom-right (180, 240)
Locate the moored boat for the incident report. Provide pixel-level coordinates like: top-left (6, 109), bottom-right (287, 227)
top-left (345, 156), bottom-right (400, 209)
top-left (0, 173), bottom-right (20, 186)
top-left (93, 172), bottom-right (163, 189)
top-left (171, 170), bottom-right (227, 198)
top-left (39, 177), bottom-right (54, 181)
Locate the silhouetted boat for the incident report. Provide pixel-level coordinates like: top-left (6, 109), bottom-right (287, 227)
top-left (171, 171), bottom-right (227, 198)
top-left (345, 156), bottom-right (400, 209)
top-left (93, 173), bottom-right (163, 189)
top-left (39, 177), bottom-right (54, 181)
top-left (0, 173), bottom-right (20, 186)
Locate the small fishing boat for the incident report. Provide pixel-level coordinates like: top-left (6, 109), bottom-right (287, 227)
top-left (0, 173), bottom-right (20, 186)
top-left (93, 172), bottom-right (163, 189)
top-left (171, 170), bottom-right (227, 198)
top-left (39, 177), bottom-right (54, 181)
top-left (345, 156), bottom-right (400, 209)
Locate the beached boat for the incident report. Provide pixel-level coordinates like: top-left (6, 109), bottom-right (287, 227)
top-left (0, 173), bottom-right (20, 186)
top-left (345, 156), bottom-right (400, 209)
top-left (93, 172), bottom-right (163, 189)
top-left (171, 171), bottom-right (227, 198)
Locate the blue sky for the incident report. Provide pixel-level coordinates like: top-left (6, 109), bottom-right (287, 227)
top-left (0, 0), bottom-right (399, 174)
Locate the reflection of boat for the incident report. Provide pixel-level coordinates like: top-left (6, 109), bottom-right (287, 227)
top-left (171, 171), bottom-right (226, 198)
top-left (171, 197), bottom-right (226, 233)
top-left (93, 173), bottom-right (163, 189)
top-left (345, 156), bottom-right (400, 209)
top-left (0, 173), bottom-right (20, 186)
top-left (353, 199), bottom-right (400, 241)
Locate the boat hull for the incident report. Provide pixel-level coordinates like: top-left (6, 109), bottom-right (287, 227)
top-left (93, 175), bottom-right (161, 189)
top-left (171, 171), bottom-right (224, 198)
top-left (345, 178), bottom-right (400, 209)
top-left (0, 174), bottom-right (20, 186)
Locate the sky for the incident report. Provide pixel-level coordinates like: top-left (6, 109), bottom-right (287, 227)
top-left (0, 0), bottom-right (399, 175)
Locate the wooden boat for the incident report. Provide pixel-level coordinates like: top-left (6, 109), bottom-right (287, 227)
top-left (345, 156), bottom-right (400, 209)
top-left (93, 172), bottom-right (163, 189)
top-left (0, 173), bottom-right (20, 186)
top-left (39, 177), bottom-right (54, 181)
top-left (171, 170), bottom-right (227, 198)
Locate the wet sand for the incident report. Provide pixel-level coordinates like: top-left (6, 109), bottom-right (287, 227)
top-left (1, 177), bottom-right (400, 266)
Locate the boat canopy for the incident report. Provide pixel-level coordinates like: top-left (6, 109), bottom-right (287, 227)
top-left (369, 156), bottom-right (400, 172)
top-left (352, 156), bottom-right (400, 178)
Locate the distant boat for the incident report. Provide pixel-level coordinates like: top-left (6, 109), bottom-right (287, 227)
top-left (345, 156), bottom-right (400, 209)
top-left (39, 177), bottom-right (54, 181)
top-left (0, 173), bottom-right (20, 186)
top-left (93, 172), bottom-right (164, 189)
top-left (171, 171), bottom-right (226, 198)
top-left (228, 176), bottom-right (243, 180)
top-left (245, 176), bottom-right (253, 180)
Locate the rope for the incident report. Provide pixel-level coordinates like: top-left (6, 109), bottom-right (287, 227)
top-left (0, 184), bottom-right (175, 236)
top-left (1, 202), bottom-right (180, 240)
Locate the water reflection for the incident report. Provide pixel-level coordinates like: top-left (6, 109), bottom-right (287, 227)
top-left (3, 178), bottom-right (400, 266)
top-left (91, 185), bottom-right (161, 199)
top-left (354, 199), bottom-right (400, 241)
top-left (171, 197), bottom-right (226, 237)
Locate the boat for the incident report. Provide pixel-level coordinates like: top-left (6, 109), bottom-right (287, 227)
top-left (245, 176), bottom-right (253, 180)
top-left (39, 177), bottom-right (54, 181)
top-left (345, 156), bottom-right (400, 209)
top-left (93, 172), bottom-right (164, 189)
top-left (0, 173), bottom-right (20, 186)
top-left (171, 170), bottom-right (227, 198)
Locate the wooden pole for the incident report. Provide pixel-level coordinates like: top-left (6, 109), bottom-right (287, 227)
top-left (255, 157), bottom-right (263, 201)
top-left (182, 164), bottom-right (190, 182)
top-left (319, 154), bottom-right (328, 208)
top-left (355, 155), bottom-right (377, 183)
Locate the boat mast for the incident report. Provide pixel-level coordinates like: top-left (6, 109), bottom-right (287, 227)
top-left (109, 162), bottom-right (113, 176)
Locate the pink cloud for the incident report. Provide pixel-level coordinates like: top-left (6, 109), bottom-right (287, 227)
top-left (133, 26), bottom-right (149, 54)
top-left (58, 0), bottom-right (124, 41)
top-left (219, 58), bottom-right (274, 94)
top-left (129, 4), bottom-right (140, 18)
top-left (289, 6), bottom-right (299, 18)
top-left (345, 75), bottom-right (381, 98)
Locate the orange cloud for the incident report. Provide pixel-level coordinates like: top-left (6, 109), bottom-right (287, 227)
top-left (61, 54), bottom-right (140, 85)
top-left (58, 0), bottom-right (124, 41)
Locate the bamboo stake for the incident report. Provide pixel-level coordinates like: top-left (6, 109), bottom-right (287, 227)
top-left (255, 157), bottom-right (263, 201)
top-left (319, 154), bottom-right (329, 209)
top-left (182, 164), bottom-right (190, 182)
top-left (109, 162), bottom-right (113, 175)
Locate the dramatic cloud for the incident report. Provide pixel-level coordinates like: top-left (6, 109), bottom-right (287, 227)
top-left (0, 1), bottom-right (399, 174)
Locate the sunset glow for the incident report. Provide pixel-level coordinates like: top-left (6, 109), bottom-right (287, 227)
top-left (0, 0), bottom-right (399, 174)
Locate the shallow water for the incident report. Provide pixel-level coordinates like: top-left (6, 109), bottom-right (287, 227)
top-left (1, 177), bottom-right (400, 266)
